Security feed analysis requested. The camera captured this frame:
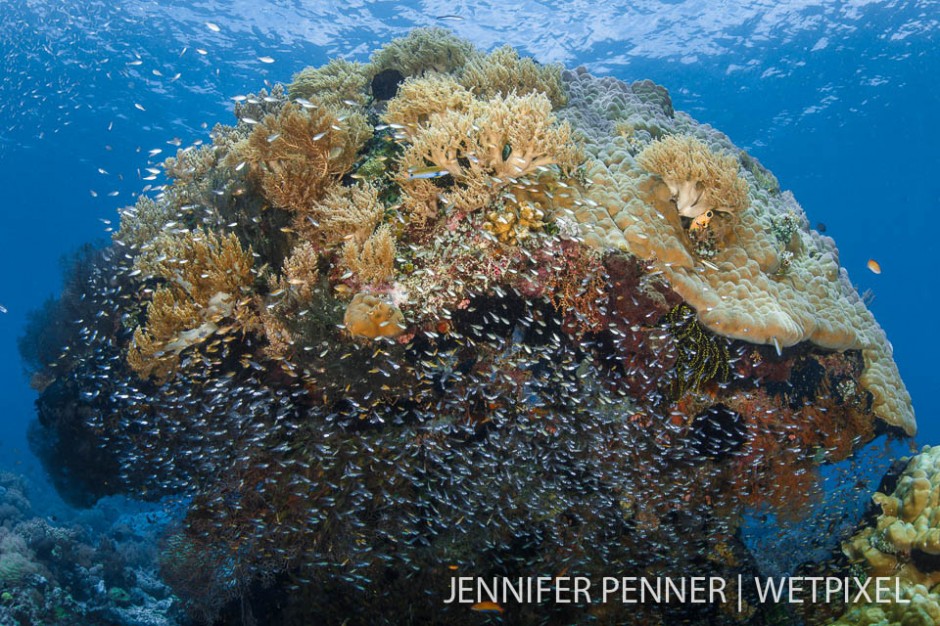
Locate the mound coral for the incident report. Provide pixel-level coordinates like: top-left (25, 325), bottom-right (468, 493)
top-left (23, 32), bottom-right (918, 626)
top-left (247, 104), bottom-right (371, 212)
top-left (460, 44), bottom-right (568, 108)
top-left (562, 70), bottom-right (914, 434)
top-left (843, 446), bottom-right (940, 588)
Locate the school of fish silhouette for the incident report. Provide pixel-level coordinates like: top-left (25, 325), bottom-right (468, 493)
top-left (22, 28), bottom-right (919, 625)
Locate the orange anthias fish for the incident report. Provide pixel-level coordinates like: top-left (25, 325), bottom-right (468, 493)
top-left (867, 259), bottom-right (882, 274)
top-left (471, 601), bottom-right (504, 614)
top-left (689, 210), bottom-right (714, 232)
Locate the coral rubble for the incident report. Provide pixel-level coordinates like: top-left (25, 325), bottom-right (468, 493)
top-left (22, 30), bottom-right (915, 626)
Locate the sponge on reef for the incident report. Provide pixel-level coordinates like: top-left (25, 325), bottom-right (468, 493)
top-left (343, 293), bottom-right (406, 339)
top-left (559, 69), bottom-right (914, 434)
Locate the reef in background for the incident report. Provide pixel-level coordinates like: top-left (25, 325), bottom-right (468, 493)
top-left (21, 28), bottom-right (915, 625)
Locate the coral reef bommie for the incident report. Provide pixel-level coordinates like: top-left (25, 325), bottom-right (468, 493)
top-left (23, 29), bottom-right (915, 626)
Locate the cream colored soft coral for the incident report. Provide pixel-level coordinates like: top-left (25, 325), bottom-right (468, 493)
top-left (396, 92), bottom-right (582, 214)
top-left (636, 134), bottom-right (748, 219)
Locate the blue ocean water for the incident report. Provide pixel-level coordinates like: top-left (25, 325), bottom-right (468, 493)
top-left (0, 1), bottom-right (936, 623)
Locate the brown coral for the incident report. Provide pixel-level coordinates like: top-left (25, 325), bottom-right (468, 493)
top-left (396, 92), bottom-right (583, 214)
top-left (636, 135), bottom-right (748, 219)
top-left (294, 182), bottom-right (384, 247)
top-left (288, 59), bottom-right (370, 109)
top-left (383, 73), bottom-right (473, 139)
top-left (128, 229), bottom-right (256, 382)
top-left (246, 104), bottom-right (371, 212)
top-left (343, 225), bottom-right (397, 285)
top-left (460, 45), bottom-right (567, 108)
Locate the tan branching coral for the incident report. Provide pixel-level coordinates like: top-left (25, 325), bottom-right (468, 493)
top-left (460, 45), bottom-right (567, 108)
top-left (294, 182), bottom-right (384, 247)
top-left (342, 225), bottom-right (396, 285)
top-left (114, 195), bottom-right (174, 251)
top-left (343, 292), bottom-right (406, 339)
top-left (636, 135), bottom-right (748, 219)
top-left (288, 59), bottom-right (370, 109)
top-left (247, 104), bottom-right (371, 212)
top-left (369, 27), bottom-right (474, 78)
top-left (397, 92), bottom-right (583, 214)
top-left (128, 229), bottom-right (256, 382)
top-left (280, 241), bottom-right (321, 301)
top-left (383, 74), bottom-right (473, 139)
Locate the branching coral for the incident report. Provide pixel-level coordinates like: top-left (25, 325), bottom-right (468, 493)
top-left (383, 73), bottom-right (473, 139)
top-left (288, 59), bottom-right (370, 109)
top-left (128, 229), bottom-right (256, 382)
top-left (636, 135), bottom-right (748, 219)
top-left (294, 182), bottom-right (384, 247)
top-left (397, 92), bottom-right (582, 214)
top-left (247, 104), bottom-right (371, 212)
top-left (113, 195), bottom-right (174, 251)
top-left (342, 224), bottom-right (396, 285)
top-left (460, 44), bottom-right (567, 108)
top-left (369, 27), bottom-right (474, 78)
